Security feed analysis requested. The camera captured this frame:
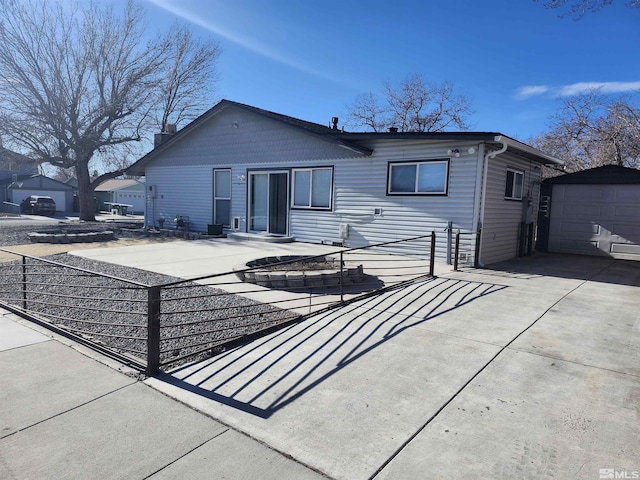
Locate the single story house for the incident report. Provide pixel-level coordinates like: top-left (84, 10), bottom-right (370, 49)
top-left (8, 174), bottom-right (74, 212)
top-left (127, 100), bottom-right (562, 265)
top-left (537, 165), bottom-right (640, 260)
top-left (94, 178), bottom-right (146, 214)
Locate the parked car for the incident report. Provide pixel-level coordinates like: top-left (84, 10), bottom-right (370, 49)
top-left (20, 195), bottom-right (57, 215)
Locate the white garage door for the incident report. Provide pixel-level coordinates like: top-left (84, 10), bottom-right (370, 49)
top-left (12, 189), bottom-right (67, 212)
top-left (114, 191), bottom-right (145, 214)
top-left (548, 184), bottom-right (640, 259)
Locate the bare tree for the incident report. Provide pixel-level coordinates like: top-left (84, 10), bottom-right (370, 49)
top-left (346, 75), bottom-right (473, 132)
top-left (157, 23), bottom-right (221, 130)
top-left (533, 0), bottom-right (640, 19)
top-left (0, 0), bottom-right (220, 221)
top-left (532, 89), bottom-right (640, 175)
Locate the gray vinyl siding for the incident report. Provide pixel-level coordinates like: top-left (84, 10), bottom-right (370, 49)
top-left (480, 152), bottom-right (542, 265)
top-left (289, 140), bottom-right (481, 263)
top-left (141, 106), bottom-right (487, 263)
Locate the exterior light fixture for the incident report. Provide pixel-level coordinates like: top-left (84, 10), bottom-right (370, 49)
top-left (447, 148), bottom-right (461, 158)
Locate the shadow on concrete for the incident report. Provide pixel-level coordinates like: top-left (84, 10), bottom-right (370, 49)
top-left (159, 276), bottom-right (506, 418)
top-left (464, 253), bottom-right (640, 287)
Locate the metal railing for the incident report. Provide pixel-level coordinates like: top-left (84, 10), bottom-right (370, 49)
top-left (1, 201), bottom-right (21, 216)
top-left (0, 232), bottom-right (466, 376)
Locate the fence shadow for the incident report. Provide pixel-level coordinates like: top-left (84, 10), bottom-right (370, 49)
top-left (160, 276), bottom-right (506, 419)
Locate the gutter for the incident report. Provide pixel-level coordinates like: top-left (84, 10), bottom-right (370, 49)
top-left (476, 137), bottom-right (509, 267)
top-left (493, 135), bottom-right (563, 166)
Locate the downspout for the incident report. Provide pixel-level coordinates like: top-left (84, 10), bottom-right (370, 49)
top-left (471, 143), bottom-right (485, 267)
top-left (476, 136), bottom-right (509, 267)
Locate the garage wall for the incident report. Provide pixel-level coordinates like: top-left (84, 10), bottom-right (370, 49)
top-left (11, 189), bottom-right (68, 211)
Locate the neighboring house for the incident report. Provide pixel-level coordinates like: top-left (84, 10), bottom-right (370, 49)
top-left (8, 174), bottom-right (74, 212)
top-left (127, 100), bottom-right (562, 265)
top-left (538, 165), bottom-right (640, 260)
top-left (94, 178), bottom-right (146, 214)
top-left (0, 147), bottom-right (39, 205)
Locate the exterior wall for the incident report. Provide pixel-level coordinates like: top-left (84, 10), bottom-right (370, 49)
top-left (144, 107), bottom-right (355, 231)
top-left (288, 139), bottom-right (481, 263)
top-left (480, 152), bottom-right (542, 265)
top-left (143, 107), bottom-right (482, 263)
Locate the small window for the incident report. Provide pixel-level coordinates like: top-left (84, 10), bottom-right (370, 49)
top-left (387, 159), bottom-right (449, 195)
top-left (292, 167), bottom-right (333, 209)
top-left (505, 168), bottom-right (524, 200)
top-left (213, 169), bottom-right (231, 226)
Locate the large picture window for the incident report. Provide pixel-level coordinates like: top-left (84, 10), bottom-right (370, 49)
top-left (292, 167), bottom-right (333, 209)
top-left (387, 159), bottom-right (449, 195)
top-left (505, 168), bottom-right (524, 200)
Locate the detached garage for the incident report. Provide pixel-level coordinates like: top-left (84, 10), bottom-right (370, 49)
top-left (539, 165), bottom-right (640, 260)
top-left (9, 175), bottom-right (75, 212)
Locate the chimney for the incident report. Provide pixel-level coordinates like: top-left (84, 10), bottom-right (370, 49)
top-left (331, 117), bottom-right (339, 130)
top-left (388, 126), bottom-right (398, 133)
top-left (154, 124), bottom-right (177, 148)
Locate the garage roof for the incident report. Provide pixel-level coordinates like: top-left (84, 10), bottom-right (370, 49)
top-left (545, 165), bottom-right (640, 185)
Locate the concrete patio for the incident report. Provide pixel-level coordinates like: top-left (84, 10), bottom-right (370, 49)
top-left (1, 240), bottom-right (639, 479)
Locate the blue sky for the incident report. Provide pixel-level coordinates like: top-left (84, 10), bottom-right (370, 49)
top-left (143, 0), bottom-right (640, 141)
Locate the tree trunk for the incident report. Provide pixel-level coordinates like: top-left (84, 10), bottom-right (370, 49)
top-left (76, 162), bottom-right (96, 222)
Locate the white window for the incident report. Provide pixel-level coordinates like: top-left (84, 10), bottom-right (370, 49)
top-left (213, 169), bottom-right (231, 226)
top-left (387, 159), bottom-right (449, 195)
top-left (292, 167), bottom-right (333, 209)
top-left (505, 168), bottom-right (524, 200)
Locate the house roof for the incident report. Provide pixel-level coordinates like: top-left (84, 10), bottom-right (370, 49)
top-left (7, 174), bottom-right (75, 190)
top-left (128, 100), bottom-right (373, 175)
top-left (95, 178), bottom-right (143, 192)
top-left (544, 164), bottom-right (640, 185)
top-left (0, 147), bottom-right (36, 169)
top-left (127, 99), bottom-right (562, 176)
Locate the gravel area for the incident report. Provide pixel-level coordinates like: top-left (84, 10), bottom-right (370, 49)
top-left (0, 224), bottom-right (299, 370)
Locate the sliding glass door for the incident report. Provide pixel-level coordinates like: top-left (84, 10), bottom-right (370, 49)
top-left (248, 171), bottom-right (288, 235)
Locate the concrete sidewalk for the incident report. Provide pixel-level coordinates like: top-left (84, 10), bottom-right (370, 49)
top-left (146, 254), bottom-right (640, 480)
top-left (0, 311), bottom-right (325, 479)
top-left (1, 251), bottom-right (639, 479)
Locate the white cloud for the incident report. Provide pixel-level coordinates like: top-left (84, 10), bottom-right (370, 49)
top-left (515, 81), bottom-right (640, 99)
top-left (515, 85), bottom-right (551, 99)
top-left (558, 81), bottom-right (640, 96)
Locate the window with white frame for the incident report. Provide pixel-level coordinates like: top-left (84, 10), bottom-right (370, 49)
top-left (504, 168), bottom-right (524, 200)
top-left (387, 159), bottom-right (449, 195)
top-left (292, 167), bottom-right (333, 209)
top-left (213, 169), bottom-right (231, 226)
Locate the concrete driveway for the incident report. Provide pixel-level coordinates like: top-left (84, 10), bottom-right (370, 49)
top-left (66, 241), bottom-right (640, 478)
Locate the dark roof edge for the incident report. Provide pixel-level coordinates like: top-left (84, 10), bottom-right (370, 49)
top-left (544, 164), bottom-right (640, 184)
top-left (344, 132), bottom-right (562, 165)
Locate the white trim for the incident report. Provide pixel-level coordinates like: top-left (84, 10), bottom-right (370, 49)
top-left (505, 167), bottom-right (525, 200)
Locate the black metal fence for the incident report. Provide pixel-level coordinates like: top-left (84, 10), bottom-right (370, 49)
top-left (0, 231), bottom-right (472, 376)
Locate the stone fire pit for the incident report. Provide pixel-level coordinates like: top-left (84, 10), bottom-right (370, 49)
top-left (235, 255), bottom-right (364, 289)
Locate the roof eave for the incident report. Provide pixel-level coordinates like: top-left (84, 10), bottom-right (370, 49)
top-left (492, 135), bottom-right (563, 166)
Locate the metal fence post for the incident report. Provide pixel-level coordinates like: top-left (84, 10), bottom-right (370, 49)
top-left (147, 285), bottom-right (161, 376)
top-left (446, 221), bottom-right (453, 265)
top-left (22, 256), bottom-right (27, 310)
top-left (453, 230), bottom-right (461, 272)
top-left (339, 251), bottom-right (344, 303)
top-left (429, 231), bottom-right (436, 276)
